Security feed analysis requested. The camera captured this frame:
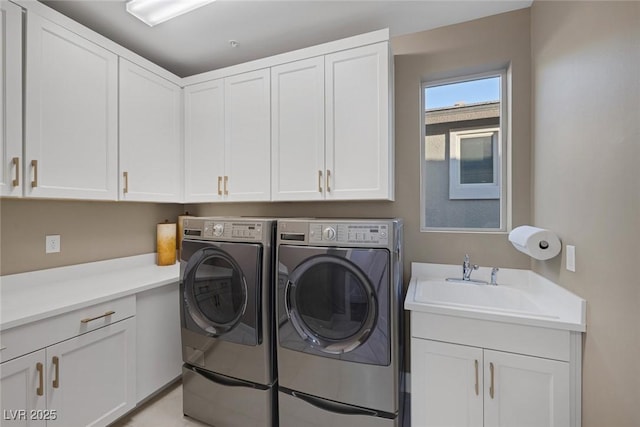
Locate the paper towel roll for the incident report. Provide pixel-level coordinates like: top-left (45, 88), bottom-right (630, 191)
top-left (508, 225), bottom-right (561, 260)
top-left (157, 221), bottom-right (177, 266)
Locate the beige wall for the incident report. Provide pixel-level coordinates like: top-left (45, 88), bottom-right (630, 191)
top-left (530, 2), bottom-right (640, 426)
top-left (0, 199), bottom-right (184, 275)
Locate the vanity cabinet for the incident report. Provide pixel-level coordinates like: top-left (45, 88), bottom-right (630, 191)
top-left (0, 297), bottom-right (136, 427)
top-left (119, 59), bottom-right (183, 202)
top-left (271, 42), bottom-right (393, 201)
top-left (412, 339), bottom-right (570, 427)
top-left (24, 11), bottom-right (119, 200)
top-left (183, 69), bottom-right (271, 202)
top-left (0, 0), bottom-right (23, 198)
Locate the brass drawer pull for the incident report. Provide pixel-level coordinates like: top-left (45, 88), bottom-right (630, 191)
top-left (12, 157), bottom-right (19, 187)
top-left (474, 359), bottom-right (479, 396)
top-left (123, 171), bottom-right (129, 194)
top-left (489, 362), bottom-right (495, 399)
top-left (80, 310), bottom-right (115, 324)
top-left (36, 362), bottom-right (44, 396)
top-left (31, 160), bottom-right (38, 188)
top-left (52, 356), bottom-right (60, 389)
top-left (217, 176), bottom-right (222, 196)
top-left (224, 176), bottom-right (229, 195)
top-left (318, 170), bottom-right (323, 193)
top-left (326, 169), bottom-right (331, 192)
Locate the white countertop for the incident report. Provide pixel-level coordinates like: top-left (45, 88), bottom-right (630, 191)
top-left (405, 262), bottom-right (586, 332)
top-left (0, 254), bottom-right (180, 331)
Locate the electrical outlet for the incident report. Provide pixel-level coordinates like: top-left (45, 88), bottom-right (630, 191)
top-left (46, 235), bottom-right (61, 254)
top-left (566, 245), bottom-right (576, 272)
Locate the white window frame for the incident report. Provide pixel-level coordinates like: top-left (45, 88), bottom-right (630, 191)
top-left (449, 126), bottom-right (500, 200)
top-left (420, 68), bottom-right (511, 233)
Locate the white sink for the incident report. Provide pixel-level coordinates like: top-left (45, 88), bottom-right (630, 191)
top-left (414, 279), bottom-right (557, 319)
top-left (405, 262), bottom-right (586, 331)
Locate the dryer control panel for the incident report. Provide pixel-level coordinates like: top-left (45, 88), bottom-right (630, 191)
top-left (309, 223), bottom-right (389, 245)
top-left (183, 218), bottom-right (264, 241)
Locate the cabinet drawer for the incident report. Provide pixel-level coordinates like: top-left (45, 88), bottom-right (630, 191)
top-left (411, 311), bottom-right (571, 361)
top-left (0, 296), bottom-right (135, 363)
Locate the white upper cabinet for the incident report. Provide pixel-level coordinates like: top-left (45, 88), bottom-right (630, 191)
top-left (224, 69), bottom-right (271, 201)
top-left (271, 42), bottom-right (393, 202)
top-left (24, 12), bottom-right (118, 200)
top-left (271, 57), bottom-right (325, 201)
top-left (184, 69), bottom-right (270, 202)
top-left (325, 42), bottom-right (392, 200)
top-left (119, 59), bottom-right (183, 202)
top-left (0, 1), bottom-right (23, 198)
top-left (184, 79), bottom-right (225, 203)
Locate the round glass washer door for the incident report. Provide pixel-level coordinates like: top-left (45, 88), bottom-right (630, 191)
top-left (285, 254), bottom-right (378, 354)
top-left (183, 247), bottom-right (248, 336)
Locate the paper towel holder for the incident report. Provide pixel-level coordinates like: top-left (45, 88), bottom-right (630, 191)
top-left (508, 225), bottom-right (562, 261)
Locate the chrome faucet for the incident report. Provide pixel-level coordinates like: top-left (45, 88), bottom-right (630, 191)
top-left (490, 267), bottom-right (499, 286)
top-left (462, 254), bottom-right (478, 281)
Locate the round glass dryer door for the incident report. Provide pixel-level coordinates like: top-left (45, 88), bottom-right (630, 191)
top-left (285, 255), bottom-right (378, 354)
top-left (183, 247), bottom-right (248, 336)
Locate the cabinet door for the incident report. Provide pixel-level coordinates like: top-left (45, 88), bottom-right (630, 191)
top-left (271, 57), bottom-right (325, 201)
top-left (135, 283), bottom-right (182, 403)
top-left (484, 350), bottom-right (570, 427)
top-left (184, 79), bottom-right (225, 202)
top-left (224, 69), bottom-right (271, 201)
top-left (0, 350), bottom-right (47, 427)
top-left (120, 60), bottom-right (182, 202)
top-left (24, 12), bottom-right (118, 200)
top-left (46, 318), bottom-right (136, 427)
top-left (0, 0), bottom-right (22, 197)
top-left (325, 42), bottom-right (392, 200)
top-left (411, 339), bottom-right (483, 427)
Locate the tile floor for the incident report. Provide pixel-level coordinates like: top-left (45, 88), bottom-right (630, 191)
top-left (110, 380), bottom-right (411, 427)
top-left (110, 381), bottom-right (209, 427)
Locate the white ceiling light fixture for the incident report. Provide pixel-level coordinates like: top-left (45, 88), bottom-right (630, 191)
top-left (126, 0), bottom-right (216, 27)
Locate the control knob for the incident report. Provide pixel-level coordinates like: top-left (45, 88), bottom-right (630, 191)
top-left (213, 223), bottom-right (224, 237)
top-left (322, 227), bottom-right (336, 241)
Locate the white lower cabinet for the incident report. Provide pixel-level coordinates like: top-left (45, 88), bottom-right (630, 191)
top-left (0, 350), bottom-right (47, 427)
top-left (46, 319), bottom-right (136, 427)
top-left (412, 339), bottom-right (571, 427)
top-left (135, 283), bottom-right (182, 403)
top-left (0, 303), bottom-right (136, 427)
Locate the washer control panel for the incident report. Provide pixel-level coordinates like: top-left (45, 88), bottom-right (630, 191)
top-left (185, 220), bottom-right (263, 241)
top-left (309, 223), bottom-right (389, 245)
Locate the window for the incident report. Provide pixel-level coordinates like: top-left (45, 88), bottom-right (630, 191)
top-left (421, 72), bottom-right (508, 231)
top-left (449, 127), bottom-right (500, 199)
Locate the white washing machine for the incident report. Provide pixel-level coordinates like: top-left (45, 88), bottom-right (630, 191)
top-left (180, 217), bottom-right (276, 427)
top-left (276, 218), bottom-right (404, 427)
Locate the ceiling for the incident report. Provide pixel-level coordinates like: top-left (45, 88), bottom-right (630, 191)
top-left (40, 0), bottom-right (532, 78)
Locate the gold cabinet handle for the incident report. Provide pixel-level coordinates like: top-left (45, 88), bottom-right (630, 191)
top-left (123, 171), bottom-right (129, 194)
top-left (80, 310), bottom-right (115, 324)
top-left (326, 169), bottom-right (331, 192)
top-left (318, 170), bottom-right (323, 193)
top-left (36, 362), bottom-right (44, 396)
top-left (474, 359), bottom-right (479, 396)
top-left (52, 356), bottom-right (60, 389)
top-left (217, 176), bottom-right (222, 196)
top-left (12, 157), bottom-right (19, 187)
top-left (489, 362), bottom-right (495, 399)
top-left (31, 160), bottom-right (38, 188)
top-left (224, 176), bottom-right (229, 195)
